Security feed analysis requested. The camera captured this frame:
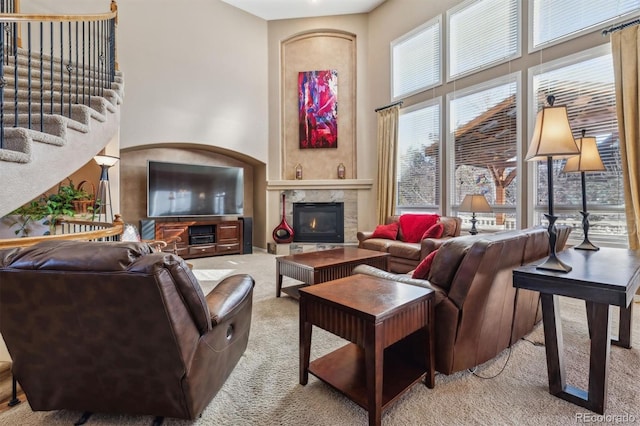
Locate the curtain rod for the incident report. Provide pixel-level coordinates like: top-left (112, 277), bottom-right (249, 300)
top-left (602, 18), bottom-right (640, 36)
top-left (374, 100), bottom-right (403, 112)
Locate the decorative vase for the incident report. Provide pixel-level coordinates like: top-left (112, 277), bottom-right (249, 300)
top-left (337, 163), bottom-right (346, 179)
top-left (272, 193), bottom-right (294, 243)
top-left (295, 164), bottom-right (303, 180)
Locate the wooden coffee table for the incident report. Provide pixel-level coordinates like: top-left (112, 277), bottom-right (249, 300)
top-left (299, 274), bottom-right (434, 426)
top-left (276, 247), bottom-right (389, 299)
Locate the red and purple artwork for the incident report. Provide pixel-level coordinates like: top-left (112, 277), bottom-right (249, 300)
top-left (298, 69), bottom-right (338, 149)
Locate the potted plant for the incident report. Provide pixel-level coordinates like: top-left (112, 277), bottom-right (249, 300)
top-left (70, 181), bottom-right (95, 215)
top-left (8, 179), bottom-right (92, 236)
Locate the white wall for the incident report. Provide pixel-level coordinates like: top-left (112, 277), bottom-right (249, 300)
top-left (116, 0), bottom-right (269, 163)
top-left (22, 1), bottom-right (269, 163)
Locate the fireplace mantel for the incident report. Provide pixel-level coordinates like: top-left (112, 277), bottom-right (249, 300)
top-left (267, 179), bottom-right (373, 191)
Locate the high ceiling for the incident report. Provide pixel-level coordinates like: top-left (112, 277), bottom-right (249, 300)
top-left (220, 0), bottom-right (386, 21)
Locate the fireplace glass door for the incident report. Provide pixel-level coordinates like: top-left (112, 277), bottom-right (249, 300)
top-left (293, 202), bottom-right (344, 243)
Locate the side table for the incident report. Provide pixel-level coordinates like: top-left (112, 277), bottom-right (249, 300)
top-left (299, 274), bottom-right (434, 426)
top-left (513, 247), bottom-right (640, 414)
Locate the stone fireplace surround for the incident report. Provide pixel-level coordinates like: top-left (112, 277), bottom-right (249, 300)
top-left (267, 179), bottom-right (373, 253)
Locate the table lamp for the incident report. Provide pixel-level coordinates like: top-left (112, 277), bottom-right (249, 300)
top-left (459, 194), bottom-right (492, 235)
top-left (562, 130), bottom-right (606, 251)
top-left (525, 95), bottom-right (580, 272)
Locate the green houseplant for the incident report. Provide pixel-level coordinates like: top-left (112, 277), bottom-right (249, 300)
top-left (9, 179), bottom-right (92, 236)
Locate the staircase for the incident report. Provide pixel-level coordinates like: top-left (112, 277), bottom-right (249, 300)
top-left (0, 6), bottom-right (122, 218)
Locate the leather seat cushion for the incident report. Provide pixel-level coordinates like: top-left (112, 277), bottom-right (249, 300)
top-left (360, 238), bottom-right (394, 252)
top-left (388, 242), bottom-right (421, 260)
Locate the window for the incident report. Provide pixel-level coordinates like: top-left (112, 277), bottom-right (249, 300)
top-left (397, 99), bottom-right (441, 212)
top-left (391, 17), bottom-right (441, 99)
top-left (531, 0), bottom-right (640, 50)
top-left (448, 74), bottom-right (519, 231)
top-left (448, 0), bottom-right (520, 79)
top-left (530, 45), bottom-right (625, 246)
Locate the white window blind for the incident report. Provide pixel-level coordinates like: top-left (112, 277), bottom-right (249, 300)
top-left (531, 46), bottom-right (625, 246)
top-left (531, 0), bottom-right (640, 49)
top-left (391, 17), bottom-right (441, 99)
top-left (397, 100), bottom-right (441, 211)
top-left (449, 75), bottom-right (518, 231)
top-left (448, 0), bottom-right (519, 79)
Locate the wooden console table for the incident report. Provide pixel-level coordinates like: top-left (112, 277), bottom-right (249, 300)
top-left (299, 274), bottom-right (434, 426)
top-left (513, 247), bottom-right (640, 414)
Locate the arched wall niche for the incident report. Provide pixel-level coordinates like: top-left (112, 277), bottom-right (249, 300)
top-left (280, 29), bottom-right (357, 180)
top-left (120, 142), bottom-right (267, 249)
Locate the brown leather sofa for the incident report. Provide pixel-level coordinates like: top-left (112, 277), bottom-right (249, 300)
top-left (353, 225), bottom-right (571, 375)
top-left (0, 240), bottom-right (254, 420)
top-left (357, 215), bottom-right (462, 273)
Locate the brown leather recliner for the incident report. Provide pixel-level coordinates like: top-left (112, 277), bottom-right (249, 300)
top-left (0, 240), bottom-right (254, 420)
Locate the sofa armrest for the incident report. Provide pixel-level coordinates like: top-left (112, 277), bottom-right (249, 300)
top-left (357, 231), bottom-right (374, 244)
top-left (352, 264), bottom-right (437, 292)
top-left (420, 238), bottom-right (448, 259)
top-left (206, 274), bottom-right (255, 326)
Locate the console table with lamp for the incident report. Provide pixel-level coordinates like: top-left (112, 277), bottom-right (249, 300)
top-left (515, 94), bottom-right (639, 414)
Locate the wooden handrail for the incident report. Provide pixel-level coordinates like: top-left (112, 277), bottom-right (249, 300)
top-left (0, 216), bottom-right (124, 250)
top-left (0, 11), bottom-right (117, 23)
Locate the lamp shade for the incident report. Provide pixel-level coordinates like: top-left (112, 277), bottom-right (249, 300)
top-left (93, 154), bottom-right (119, 167)
top-left (459, 194), bottom-right (492, 213)
top-left (525, 97), bottom-right (579, 161)
top-left (562, 132), bottom-right (605, 173)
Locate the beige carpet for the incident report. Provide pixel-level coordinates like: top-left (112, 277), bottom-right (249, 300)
top-left (1, 250), bottom-right (640, 425)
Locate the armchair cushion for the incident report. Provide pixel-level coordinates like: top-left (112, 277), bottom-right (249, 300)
top-left (399, 213), bottom-right (440, 243)
top-left (370, 222), bottom-right (399, 240)
top-left (421, 222), bottom-right (444, 239)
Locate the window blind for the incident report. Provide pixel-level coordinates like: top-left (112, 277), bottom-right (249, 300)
top-left (449, 76), bottom-right (518, 207)
top-left (397, 100), bottom-right (441, 210)
top-left (531, 46), bottom-right (624, 245)
top-left (531, 0), bottom-right (640, 49)
top-left (448, 0), bottom-right (519, 79)
top-left (391, 17), bottom-right (441, 99)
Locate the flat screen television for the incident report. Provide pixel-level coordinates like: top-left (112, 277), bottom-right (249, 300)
top-left (147, 160), bottom-right (244, 217)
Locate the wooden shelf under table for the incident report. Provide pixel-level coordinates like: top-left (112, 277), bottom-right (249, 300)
top-left (308, 341), bottom-right (427, 411)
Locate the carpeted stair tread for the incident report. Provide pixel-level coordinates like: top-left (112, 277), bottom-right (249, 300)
top-left (0, 128), bottom-right (32, 163)
top-left (4, 85), bottom-right (121, 112)
top-left (5, 112), bottom-right (87, 134)
top-left (9, 50), bottom-right (124, 81)
top-left (10, 101), bottom-right (107, 123)
top-left (3, 66), bottom-right (124, 95)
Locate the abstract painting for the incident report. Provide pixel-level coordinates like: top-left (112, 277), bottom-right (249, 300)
top-left (298, 69), bottom-right (338, 149)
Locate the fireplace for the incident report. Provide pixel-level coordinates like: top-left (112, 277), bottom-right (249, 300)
top-left (293, 202), bottom-right (344, 243)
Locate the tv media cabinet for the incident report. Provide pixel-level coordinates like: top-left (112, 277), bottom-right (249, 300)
top-left (154, 218), bottom-right (243, 259)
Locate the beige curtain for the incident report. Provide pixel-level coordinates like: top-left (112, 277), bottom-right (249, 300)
top-left (611, 26), bottom-right (640, 249)
top-left (375, 105), bottom-right (400, 224)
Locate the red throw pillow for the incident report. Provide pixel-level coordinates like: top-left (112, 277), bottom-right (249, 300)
top-left (412, 250), bottom-right (438, 280)
top-left (399, 214), bottom-right (440, 243)
top-left (421, 222), bottom-right (444, 240)
top-left (371, 222), bottom-right (398, 240)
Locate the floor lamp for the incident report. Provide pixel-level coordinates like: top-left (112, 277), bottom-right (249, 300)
top-left (525, 95), bottom-right (580, 272)
top-left (93, 154), bottom-right (119, 223)
top-left (459, 194), bottom-right (492, 235)
top-left (562, 130), bottom-right (606, 251)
